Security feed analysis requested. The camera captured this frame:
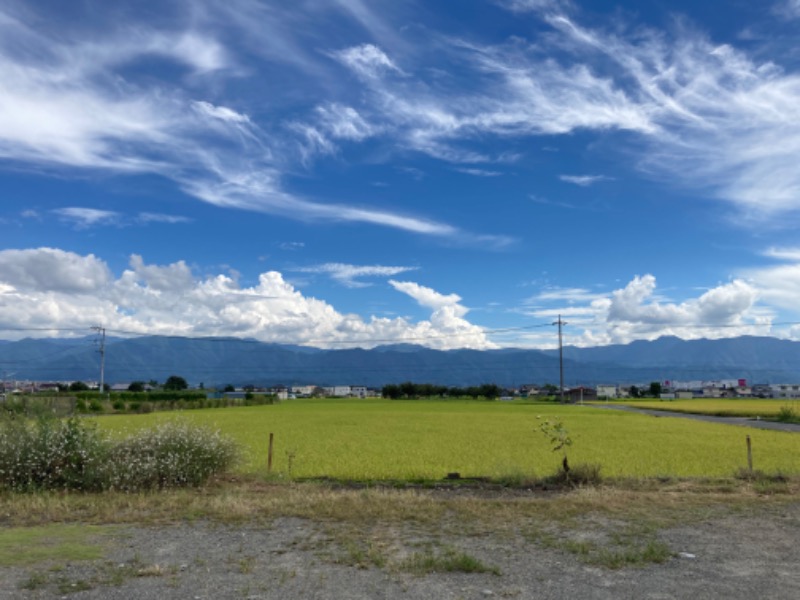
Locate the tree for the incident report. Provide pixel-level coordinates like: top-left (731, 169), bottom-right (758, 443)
top-left (163, 375), bottom-right (188, 391)
top-left (69, 381), bottom-right (89, 392)
top-left (128, 381), bottom-right (145, 393)
top-left (648, 381), bottom-right (662, 397)
top-left (223, 384), bottom-right (235, 393)
top-left (629, 385), bottom-right (641, 398)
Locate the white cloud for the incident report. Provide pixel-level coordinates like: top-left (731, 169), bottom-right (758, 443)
top-left (315, 104), bottom-right (376, 141)
top-left (774, 0), bottom-right (800, 20)
top-left (333, 44), bottom-right (401, 79)
top-left (741, 250), bottom-right (800, 313)
top-left (137, 212), bottom-right (192, 224)
top-left (192, 101), bottom-right (251, 124)
top-left (456, 168), bottom-right (503, 177)
top-left (389, 280), bottom-right (495, 348)
top-left (294, 263), bottom-right (418, 288)
top-left (0, 5), bottom-right (495, 243)
top-left (522, 274), bottom-right (765, 347)
top-left (559, 174), bottom-right (612, 186)
top-left (53, 207), bottom-right (120, 228)
top-left (0, 248), bottom-right (491, 349)
top-left (0, 248), bottom-right (111, 293)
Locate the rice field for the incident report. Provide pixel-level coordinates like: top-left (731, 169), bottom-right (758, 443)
top-left (600, 398), bottom-right (798, 418)
top-left (96, 398), bottom-right (800, 480)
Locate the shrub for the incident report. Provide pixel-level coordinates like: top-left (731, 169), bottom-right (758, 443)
top-left (0, 415), bottom-right (107, 492)
top-left (88, 399), bottom-right (104, 413)
top-left (105, 421), bottom-right (238, 491)
top-left (0, 415), bottom-right (238, 493)
top-left (112, 400), bottom-right (125, 411)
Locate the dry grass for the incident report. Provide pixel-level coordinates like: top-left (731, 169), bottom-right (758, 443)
top-left (1, 475), bottom-right (797, 531)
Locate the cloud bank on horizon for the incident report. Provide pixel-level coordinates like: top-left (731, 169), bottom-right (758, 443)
top-left (0, 247), bottom-right (781, 349)
top-left (2, 1), bottom-right (800, 349)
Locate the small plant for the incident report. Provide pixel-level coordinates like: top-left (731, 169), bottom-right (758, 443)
top-left (399, 546), bottom-right (500, 576)
top-left (537, 416), bottom-right (573, 473)
top-left (776, 404), bottom-right (799, 423)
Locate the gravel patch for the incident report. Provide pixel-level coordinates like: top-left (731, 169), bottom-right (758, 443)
top-left (2, 505), bottom-right (798, 600)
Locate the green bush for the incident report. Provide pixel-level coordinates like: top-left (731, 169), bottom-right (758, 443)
top-left (0, 415), bottom-right (238, 493)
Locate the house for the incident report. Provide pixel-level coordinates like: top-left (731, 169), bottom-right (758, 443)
top-left (596, 385), bottom-right (617, 399)
top-left (350, 386), bottom-right (368, 398)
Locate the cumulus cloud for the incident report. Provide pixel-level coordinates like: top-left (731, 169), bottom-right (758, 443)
top-left (521, 274), bottom-right (765, 347)
top-left (0, 248), bottom-right (492, 349)
top-left (389, 280), bottom-right (494, 348)
top-left (293, 263), bottom-right (418, 288)
top-left (0, 248), bottom-right (111, 293)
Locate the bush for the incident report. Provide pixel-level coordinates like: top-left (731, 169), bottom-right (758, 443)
top-left (0, 415), bottom-right (238, 493)
top-left (105, 421), bottom-right (238, 491)
top-left (0, 416), bottom-right (107, 492)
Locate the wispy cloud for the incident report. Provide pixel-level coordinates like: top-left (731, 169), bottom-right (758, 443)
top-left (54, 207), bottom-right (120, 228)
top-left (456, 168), bottom-right (503, 177)
top-left (137, 213), bottom-right (192, 224)
top-left (294, 263), bottom-right (418, 288)
top-left (559, 174), bottom-right (612, 186)
top-left (0, 4), bottom-right (504, 244)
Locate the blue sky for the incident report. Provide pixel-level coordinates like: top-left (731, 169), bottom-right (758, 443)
top-left (2, 0), bottom-right (800, 349)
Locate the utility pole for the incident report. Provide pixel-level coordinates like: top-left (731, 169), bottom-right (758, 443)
top-left (552, 315), bottom-right (567, 403)
top-left (92, 326), bottom-right (106, 399)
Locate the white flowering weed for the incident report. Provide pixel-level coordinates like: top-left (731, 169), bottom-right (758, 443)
top-left (0, 414), bottom-right (237, 492)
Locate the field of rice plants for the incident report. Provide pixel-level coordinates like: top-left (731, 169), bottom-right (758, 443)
top-left (602, 398), bottom-right (798, 418)
top-left (96, 398), bottom-right (800, 480)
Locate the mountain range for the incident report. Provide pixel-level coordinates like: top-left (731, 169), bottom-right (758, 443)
top-left (1, 335), bottom-right (799, 388)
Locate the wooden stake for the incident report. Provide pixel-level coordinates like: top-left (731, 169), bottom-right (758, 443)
top-left (746, 435), bottom-right (753, 473)
top-left (268, 432), bottom-right (274, 472)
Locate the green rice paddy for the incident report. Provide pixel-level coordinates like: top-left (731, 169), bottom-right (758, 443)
top-left (97, 398), bottom-right (800, 480)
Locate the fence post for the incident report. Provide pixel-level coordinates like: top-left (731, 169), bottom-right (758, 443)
top-left (746, 435), bottom-right (753, 473)
top-left (268, 432), bottom-right (274, 473)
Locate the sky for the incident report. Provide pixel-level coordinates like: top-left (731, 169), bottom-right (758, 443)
top-left (2, 0), bottom-right (800, 350)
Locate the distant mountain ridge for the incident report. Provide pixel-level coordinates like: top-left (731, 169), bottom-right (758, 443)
top-left (1, 335), bottom-right (799, 387)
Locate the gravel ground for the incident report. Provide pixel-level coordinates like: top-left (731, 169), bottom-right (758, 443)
top-left (3, 504), bottom-right (798, 600)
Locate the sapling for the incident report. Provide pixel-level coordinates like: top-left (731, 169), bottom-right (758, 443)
top-left (537, 417), bottom-right (572, 474)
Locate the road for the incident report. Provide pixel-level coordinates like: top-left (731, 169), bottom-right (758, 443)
top-left (588, 403), bottom-right (800, 432)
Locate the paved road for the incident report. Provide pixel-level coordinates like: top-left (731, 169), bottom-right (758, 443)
top-left (588, 403), bottom-right (800, 432)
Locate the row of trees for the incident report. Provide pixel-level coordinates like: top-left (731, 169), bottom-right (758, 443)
top-left (61, 375), bottom-right (189, 393)
top-left (381, 382), bottom-right (503, 400)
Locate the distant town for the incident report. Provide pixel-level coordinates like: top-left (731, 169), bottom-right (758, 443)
top-left (3, 378), bottom-right (800, 400)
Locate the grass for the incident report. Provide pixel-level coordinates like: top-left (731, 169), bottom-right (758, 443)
top-left (0, 524), bottom-right (109, 567)
top-left (398, 546), bottom-right (500, 575)
top-left (94, 398), bottom-right (800, 479)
